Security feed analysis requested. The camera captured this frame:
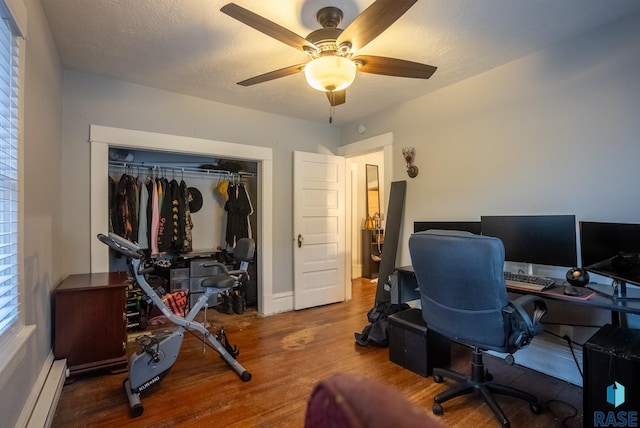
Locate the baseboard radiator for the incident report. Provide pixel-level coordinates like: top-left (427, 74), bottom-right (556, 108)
top-left (18, 353), bottom-right (67, 428)
top-left (489, 332), bottom-right (584, 386)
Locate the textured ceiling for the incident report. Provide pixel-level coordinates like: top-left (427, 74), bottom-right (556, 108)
top-left (41, 0), bottom-right (640, 125)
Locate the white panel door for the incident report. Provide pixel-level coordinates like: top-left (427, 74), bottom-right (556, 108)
top-left (293, 151), bottom-right (345, 310)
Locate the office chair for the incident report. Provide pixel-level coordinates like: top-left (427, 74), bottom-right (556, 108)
top-left (202, 238), bottom-right (255, 313)
top-left (408, 230), bottom-right (547, 428)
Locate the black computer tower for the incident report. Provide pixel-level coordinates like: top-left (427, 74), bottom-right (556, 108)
top-left (583, 324), bottom-right (640, 428)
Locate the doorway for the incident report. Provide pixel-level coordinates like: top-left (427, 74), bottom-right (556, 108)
top-left (338, 132), bottom-right (394, 300)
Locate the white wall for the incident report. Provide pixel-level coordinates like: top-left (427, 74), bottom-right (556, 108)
top-left (60, 71), bottom-right (340, 295)
top-left (0, 0), bottom-right (64, 426)
top-left (339, 12), bottom-right (640, 382)
top-left (341, 11), bottom-right (640, 272)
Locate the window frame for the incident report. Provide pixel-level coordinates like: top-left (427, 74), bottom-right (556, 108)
top-left (0, 0), bottom-right (29, 375)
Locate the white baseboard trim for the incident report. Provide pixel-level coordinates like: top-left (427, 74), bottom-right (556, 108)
top-left (489, 332), bottom-right (583, 386)
top-left (352, 264), bottom-right (362, 279)
top-left (269, 291), bottom-right (294, 314)
top-left (17, 352), bottom-right (67, 428)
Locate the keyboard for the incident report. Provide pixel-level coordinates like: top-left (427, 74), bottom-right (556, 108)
top-left (504, 272), bottom-right (556, 291)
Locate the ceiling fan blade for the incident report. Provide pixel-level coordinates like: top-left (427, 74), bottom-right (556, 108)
top-left (238, 64), bottom-right (306, 86)
top-left (221, 3), bottom-right (317, 53)
top-left (326, 90), bottom-right (346, 106)
top-left (354, 55), bottom-right (437, 79)
top-left (337, 0), bottom-right (418, 52)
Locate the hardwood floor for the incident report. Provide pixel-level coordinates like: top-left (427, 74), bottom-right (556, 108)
top-left (52, 278), bottom-right (583, 427)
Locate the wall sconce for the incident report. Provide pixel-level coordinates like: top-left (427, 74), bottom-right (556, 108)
top-left (402, 147), bottom-right (419, 178)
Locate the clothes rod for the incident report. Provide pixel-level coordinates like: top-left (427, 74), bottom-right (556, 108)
top-left (108, 161), bottom-right (256, 179)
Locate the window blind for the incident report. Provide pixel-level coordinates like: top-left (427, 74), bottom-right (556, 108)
top-left (0, 16), bottom-right (19, 338)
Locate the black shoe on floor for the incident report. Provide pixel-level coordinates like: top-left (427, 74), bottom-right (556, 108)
top-left (232, 289), bottom-right (246, 314)
top-left (216, 290), bottom-right (234, 315)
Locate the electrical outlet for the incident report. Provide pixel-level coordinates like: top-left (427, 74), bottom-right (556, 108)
top-left (558, 325), bottom-right (574, 341)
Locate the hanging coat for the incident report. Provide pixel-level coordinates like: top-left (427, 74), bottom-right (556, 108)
top-left (225, 182), bottom-right (253, 248)
top-left (180, 180), bottom-right (193, 253)
top-left (158, 178), bottom-right (173, 253)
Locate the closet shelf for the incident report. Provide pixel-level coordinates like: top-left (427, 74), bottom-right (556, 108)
top-left (108, 161), bottom-right (256, 180)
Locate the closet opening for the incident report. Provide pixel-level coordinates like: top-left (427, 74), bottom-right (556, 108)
top-left (90, 125), bottom-right (274, 316)
top-left (108, 149), bottom-right (259, 319)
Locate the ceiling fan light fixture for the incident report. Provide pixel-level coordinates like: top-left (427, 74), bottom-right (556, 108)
top-left (304, 56), bottom-right (356, 92)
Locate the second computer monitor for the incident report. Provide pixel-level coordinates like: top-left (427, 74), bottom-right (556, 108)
top-left (481, 215), bottom-right (578, 267)
top-left (414, 221), bottom-right (481, 234)
top-left (580, 221), bottom-right (640, 267)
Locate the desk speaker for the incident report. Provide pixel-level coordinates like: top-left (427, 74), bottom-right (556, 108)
top-left (566, 268), bottom-right (590, 286)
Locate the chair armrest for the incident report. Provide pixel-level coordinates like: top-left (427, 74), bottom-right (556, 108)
top-left (503, 294), bottom-right (547, 350)
top-left (510, 294), bottom-right (547, 334)
top-left (202, 261), bottom-right (230, 276)
top-left (228, 269), bottom-right (249, 283)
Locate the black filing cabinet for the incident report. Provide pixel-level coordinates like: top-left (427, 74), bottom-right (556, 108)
top-left (583, 324), bottom-right (640, 427)
top-left (388, 308), bottom-right (451, 377)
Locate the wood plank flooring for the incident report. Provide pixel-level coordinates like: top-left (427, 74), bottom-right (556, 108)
top-left (52, 278), bottom-right (584, 427)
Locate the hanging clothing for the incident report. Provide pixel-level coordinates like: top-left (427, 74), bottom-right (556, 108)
top-left (108, 176), bottom-right (116, 233)
top-left (224, 182), bottom-right (253, 248)
top-left (137, 178), bottom-right (149, 250)
top-left (158, 178), bottom-right (173, 253)
top-left (167, 179), bottom-right (184, 252)
top-left (151, 179), bottom-right (160, 255)
top-left (179, 180), bottom-right (193, 253)
top-left (108, 165), bottom-right (253, 258)
top-left (113, 173), bottom-right (138, 241)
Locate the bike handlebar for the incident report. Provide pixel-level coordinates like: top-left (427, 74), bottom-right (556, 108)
top-left (97, 233), bottom-right (143, 259)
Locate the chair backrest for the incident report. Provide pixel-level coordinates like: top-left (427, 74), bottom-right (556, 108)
top-left (234, 238), bottom-right (255, 269)
top-left (408, 230), bottom-right (510, 351)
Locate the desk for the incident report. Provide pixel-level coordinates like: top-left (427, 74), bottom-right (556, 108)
top-left (395, 265), bottom-right (640, 324)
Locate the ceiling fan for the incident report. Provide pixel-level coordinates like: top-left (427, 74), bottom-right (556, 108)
top-left (221, 1), bottom-right (437, 116)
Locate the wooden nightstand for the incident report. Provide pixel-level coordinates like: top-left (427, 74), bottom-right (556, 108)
top-left (53, 272), bottom-right (129, 378)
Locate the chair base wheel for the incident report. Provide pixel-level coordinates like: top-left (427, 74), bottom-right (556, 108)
top-left (530, 402), bottom-right (543, 414)
top-left (433, 374), bottom-right (444, 383)
top-left (484, 370), bottom-right (493, 381)
top-left (433, 402), bottom-right (443, 415)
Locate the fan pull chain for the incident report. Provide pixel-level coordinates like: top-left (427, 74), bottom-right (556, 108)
top-left (329, 105), bottom-right (334, 124)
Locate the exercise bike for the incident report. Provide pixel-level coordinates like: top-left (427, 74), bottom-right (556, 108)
top-left (97, 232), bottom-right (253, 417)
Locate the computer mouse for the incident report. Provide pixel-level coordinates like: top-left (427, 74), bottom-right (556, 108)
top-left (563, 286), bottom-right (581, 296)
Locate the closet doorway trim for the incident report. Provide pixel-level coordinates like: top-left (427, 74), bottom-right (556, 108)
top-left (89, 125), bottom-right (274, 315)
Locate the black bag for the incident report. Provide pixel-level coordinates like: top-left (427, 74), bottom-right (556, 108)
top-left (354, 302), bottom-right (410, 347)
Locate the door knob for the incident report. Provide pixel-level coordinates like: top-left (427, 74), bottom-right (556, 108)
top-left (297, 234), bottom-right (303, 248)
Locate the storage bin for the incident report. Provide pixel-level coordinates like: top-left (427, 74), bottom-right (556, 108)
top-left (170, 278), bottom-right (189, 292)
top-left (387, 308), bottom-right (451, 377)
top-left (170, 268), bottom-right (189, 280)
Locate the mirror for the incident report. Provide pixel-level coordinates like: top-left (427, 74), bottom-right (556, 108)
top-left (366, 164), bottom-right (381, 229)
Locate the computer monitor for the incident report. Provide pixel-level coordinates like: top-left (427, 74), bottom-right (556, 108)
top-left (580, 221), bottom-right (640, 267)
top-left (413, 221), bottom-right (481, 234)
top-left (480, 215), bottom-right (577, 267)
top-left (580, 221), bottom-right (640, 287)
